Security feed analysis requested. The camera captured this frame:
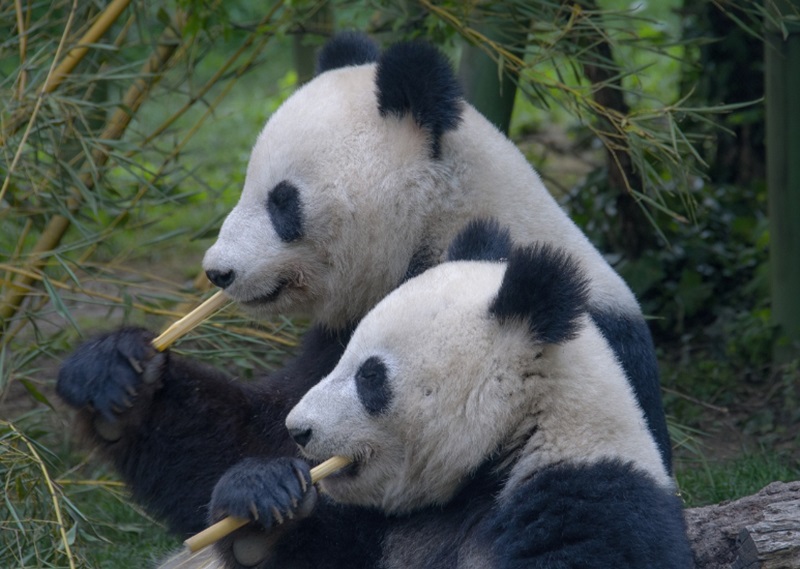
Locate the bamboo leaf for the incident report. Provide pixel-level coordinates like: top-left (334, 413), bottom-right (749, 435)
top-left (19, 380), bottom-right (54, 411)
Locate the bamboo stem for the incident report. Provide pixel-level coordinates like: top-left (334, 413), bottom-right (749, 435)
top-left (43, 0), bottom-right (133, 94)
top-left (1, 0), bottom-right (133, 147)
top-left (183, 456), bottom-right (352, 553)
top-left (151, 290), bottom-right (229, 352)
top-left (14, 0), bottom-right (29, 100)
top-left (0, 13), bottom-right (185, 329)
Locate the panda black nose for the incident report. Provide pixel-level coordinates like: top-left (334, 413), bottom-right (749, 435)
top-left (289, 427), bottom-right (312, 448)
top-left (206, 269), bottom-right (236, 289)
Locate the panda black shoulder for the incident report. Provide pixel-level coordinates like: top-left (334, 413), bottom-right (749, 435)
top-left (316, 32), bottom-right (380, 75)
top-left (490, 459), bottom-right (693, 567)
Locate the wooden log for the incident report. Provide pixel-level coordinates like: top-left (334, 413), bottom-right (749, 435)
top-left (684, 480), bottom-right (800, 569)
top-left (732, 498), bottom-right (800, 569)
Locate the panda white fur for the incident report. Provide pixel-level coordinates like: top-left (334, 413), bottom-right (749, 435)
top-left (56, 32), bottom-right (670, 545)
top-left (201, 220), bottom-right (692, 569)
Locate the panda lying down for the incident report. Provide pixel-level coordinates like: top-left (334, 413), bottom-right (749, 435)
top-left (179, 220), bottom-right (691, 569)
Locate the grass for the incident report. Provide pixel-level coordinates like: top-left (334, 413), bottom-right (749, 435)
top-left (676, 450), bottom-right (800, 507)
top-left (62, 476), bottom-right (179, 568)
top-left (1, 412), bottom-right (181, 568)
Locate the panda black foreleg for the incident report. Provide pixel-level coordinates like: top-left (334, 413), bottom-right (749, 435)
top-left (486, 460), bottom-right (692, 569)
top-left (213, 492), bottom-right (387, 568)
top-left (57, 324), bottom-right (353, 535)
top-left (209, 457), bottom-right (317, 530)
top-left (57, 327), bottom-right (295, 535)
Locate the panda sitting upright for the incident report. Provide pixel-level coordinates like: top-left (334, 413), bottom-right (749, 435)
top-left (205, 219), bottom-right (692, 569)
top-left (56, 32), bottom-right (671, 541)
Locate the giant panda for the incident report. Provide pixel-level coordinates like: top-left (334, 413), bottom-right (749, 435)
top-left (56, 32), bottom-right (671, 540)
top-left (199, 219), bottom-right (692, 569)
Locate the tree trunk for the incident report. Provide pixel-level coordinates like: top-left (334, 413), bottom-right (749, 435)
top-left (292, 3), bottom-right (333, 85)
top-left (685, 480), bottom-right (800, 569)
top-left (765, 0), bottom-right (800, 364)
top-left (575, 0), bottom-right (655, 260)
top-left (458, 16), bottom-right (528, 136)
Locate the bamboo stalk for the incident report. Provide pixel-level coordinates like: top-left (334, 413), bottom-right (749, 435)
top-left (0, 13), bottom-right (185, 328)
top-left (14, 0), bottom-right (29, 100)
top-left (43, 0), bottom-right (133, 94)
top-left (184, 456), bottom-right (352, 553)
top-left (151, 290), bottom-right (229, 352)
top-left (1, 0), bottom-right (133, 146)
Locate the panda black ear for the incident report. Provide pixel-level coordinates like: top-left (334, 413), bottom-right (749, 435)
top-left (447, 219), bottom-right (512, 262)
top-left (489, 244), bottom-right (590, 344)
top-left (376, 40), bottom-right (463, 159)
top-left (316, 32), bottom-right (380, 75)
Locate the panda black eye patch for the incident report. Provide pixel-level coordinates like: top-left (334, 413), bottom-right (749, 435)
top-left (355, 356), bottom-right (392, 416)
top-left (267, 180), bottom-right (305, 242)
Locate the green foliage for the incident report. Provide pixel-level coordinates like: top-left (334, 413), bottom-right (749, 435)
top-left (1, 412), bottom-right (181, 568)
top-left (0, 1), bottom-right (309, 565)
top-left (412, 0), bottom-right (717, 218)
top-left (564, 170), bottom-right (773, 371)
top-left (1, 414), bottom-right (87, 569)
top-left (676, 450), bottom-right (800, 507)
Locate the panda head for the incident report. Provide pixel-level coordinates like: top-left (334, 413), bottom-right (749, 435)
top-left (202, 33), bottom-right (463, 326)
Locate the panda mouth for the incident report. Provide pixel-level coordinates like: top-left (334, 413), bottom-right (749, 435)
top-left (330, 459), bottom-right (361, 478)
top-left (242, 278), bottom-right (290, 306)
top-left (314, 452), bottom-right (365, 481)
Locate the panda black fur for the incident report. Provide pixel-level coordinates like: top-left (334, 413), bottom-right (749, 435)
top-left (56, 32), bottom-right (671, 540)
top-left (199, 219), bottom-right (692, 569)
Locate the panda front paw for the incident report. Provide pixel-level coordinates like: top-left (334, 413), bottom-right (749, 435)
top-left (57, 327), bottom-right (166, 436)
top-left (210, 457), bottom-right (317, 531)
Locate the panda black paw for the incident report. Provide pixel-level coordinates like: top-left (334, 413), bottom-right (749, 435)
top-left (210, 457), bottom-right (316, 531)
top-left (57, 327), bottom-right (166, 432)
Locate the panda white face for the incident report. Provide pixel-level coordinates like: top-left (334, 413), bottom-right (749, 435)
top-left (286, 239), bottom-right (671, 514)
top-left (202, 64), bottom-right (435, 324)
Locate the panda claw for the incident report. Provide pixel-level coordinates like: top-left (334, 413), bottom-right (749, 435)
top-left (249, 502), bottom-right (259, 521)
top-left (142, 352), bottom-right (166, 385)
top-left (125, 384), bottom-right (138, 397)
top-left (294, 465), bottom-right (308, 493)
top-left (270, 506), bottom-right (284, 525)
top-left (127, 356), bottom-right (144, 374)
